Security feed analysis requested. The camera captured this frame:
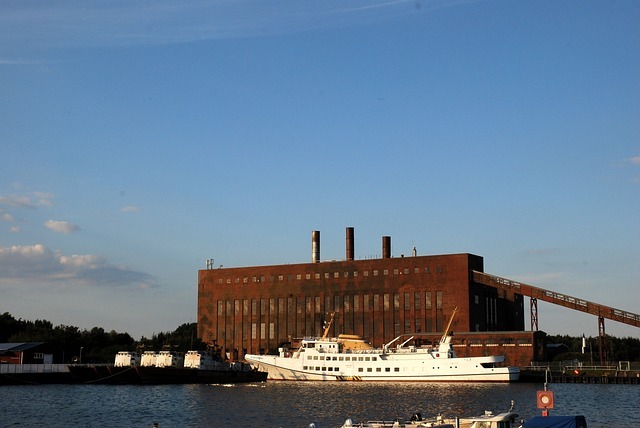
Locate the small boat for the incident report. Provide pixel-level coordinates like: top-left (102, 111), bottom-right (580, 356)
top-left (245, 308), bottom-right (519, 382)
top-left (341, 412), bottom-right (455, 427)
top-left (340, 404), bottom-right (519, 428)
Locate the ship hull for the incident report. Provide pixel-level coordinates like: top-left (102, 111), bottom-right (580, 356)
top-left (67, 365), bottom-right (267, 385)
top-left (244, 354), bottom-right (519, 382)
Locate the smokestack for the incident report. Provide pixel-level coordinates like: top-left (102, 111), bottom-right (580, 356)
top-left (312, 230), bottom-right (320, 263)
top-left (346, 227), bottom-right (354, 261)
top-left (382, 236), bottom-right (391, 258)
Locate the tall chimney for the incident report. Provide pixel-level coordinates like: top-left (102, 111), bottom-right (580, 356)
top-left (346, 227), bottom-right (354, 261)
top-left (312, 230), bottom-right (320, 263)
top-left (382, 236), bottom-right (391, 259)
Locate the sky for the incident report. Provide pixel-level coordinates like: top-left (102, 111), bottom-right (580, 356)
top-left (1, 0), bottom-right (639, 340)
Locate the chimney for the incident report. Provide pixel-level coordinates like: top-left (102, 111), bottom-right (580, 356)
top-left (382, 236), bottom-right (391, 258)
top-left (346, 227), bottom-right (354, 261)
top-left (312, 230), bottom-right (320, 263)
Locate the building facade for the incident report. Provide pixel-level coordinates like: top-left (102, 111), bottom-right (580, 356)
top-left (197, 229), bottom-right (532, 363)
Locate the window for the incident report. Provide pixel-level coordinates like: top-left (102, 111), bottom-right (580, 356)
top-left (425, 292), bottom-right (432, 310)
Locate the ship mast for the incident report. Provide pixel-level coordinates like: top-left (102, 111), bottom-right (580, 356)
top-left (439, 306), bottom-right (458, 345)
top-left (321, 312), bottom-right (336, 339)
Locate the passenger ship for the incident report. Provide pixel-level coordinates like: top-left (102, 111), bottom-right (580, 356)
top-left (244, 308), bottom-right (520, 382)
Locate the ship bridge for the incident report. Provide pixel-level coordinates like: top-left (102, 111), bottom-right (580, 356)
top-left (474, 271), bottom-right (640, 363)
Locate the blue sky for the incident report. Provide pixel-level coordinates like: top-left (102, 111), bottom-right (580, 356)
top-left (1, 0), bottom-right (638, 340)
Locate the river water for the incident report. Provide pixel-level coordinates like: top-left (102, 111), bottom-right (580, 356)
top-left (1, 381), bottom-right (638, 427)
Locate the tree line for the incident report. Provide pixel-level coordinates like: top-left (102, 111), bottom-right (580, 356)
top-left (545, 333), bottom-right (640, 363)
top-left (0, 312), bottom-right (204, 364)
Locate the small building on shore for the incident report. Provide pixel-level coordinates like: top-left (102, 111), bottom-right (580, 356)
top-left (0, 342), bottom-right (54, 364)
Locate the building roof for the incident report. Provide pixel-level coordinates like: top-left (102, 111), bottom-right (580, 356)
top-left (0, 342), bottom-right (46, 352)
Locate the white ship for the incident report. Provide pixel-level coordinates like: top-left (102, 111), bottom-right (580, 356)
top-left (244, 308), bottom-right (520, 382)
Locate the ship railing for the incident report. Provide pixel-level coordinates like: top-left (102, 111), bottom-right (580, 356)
top-left (0, 363), bottom-right (70, 374)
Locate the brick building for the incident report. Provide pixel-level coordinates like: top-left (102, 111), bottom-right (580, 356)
top-left (197, 228), bottom-right (543, 365)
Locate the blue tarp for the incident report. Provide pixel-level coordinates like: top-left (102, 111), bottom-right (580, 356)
top-left (523, 416), bottom-right (587, 428)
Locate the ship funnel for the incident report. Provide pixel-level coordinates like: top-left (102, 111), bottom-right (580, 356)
top-left (312, 230), bottom-right (320, 263)
top-left (382, 236), bottom-right (391, 258)
top-left (346, 227), bottom-right (354, 261)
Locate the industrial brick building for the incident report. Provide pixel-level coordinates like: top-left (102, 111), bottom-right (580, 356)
top-left (197, 228), bottom-right (544, 366)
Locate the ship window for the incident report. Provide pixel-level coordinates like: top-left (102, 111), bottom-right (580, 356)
top-left (385, 368), bottom-right (390, 372)
top-left (394, 368), bottom-right (400, 372)
top-left (367, 368), bottom-right (372, 372)
top-left (345, 357), bottom-right (350, 361)
top-left (339, 357), bottom-right (344, 361)
top-left (328, 367), bottom-right (332, 371)
top-left (372, 357), bottom-right (377, 361)
top-left (365, 357), bottom-right (370, 361)
top-left (335, 367), bottom-right (339, 371)
top-left (303, 366), bottom-right (308, 370)
top-left (358, 368), bottom-right (363, 372)
top-left (316, 367), bottom-right (320, 371)
top-left (359, 357), bottom-right (364, 361)
top-left (376, 368), bottom-right (381, 372)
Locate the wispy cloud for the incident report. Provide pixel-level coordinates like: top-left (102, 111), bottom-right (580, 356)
top-left (0, 192), bottom-right (54, 208)
top-left (0, 0), bottom-right (433, 53)
top-left (44, 219), bottom-right (80, 235)
top-left (120, 205), bottom-right (141, 213)
top-left (629, 156), bottom-right (640, 166)
top-left (0, 244), bottom-right (157, 289)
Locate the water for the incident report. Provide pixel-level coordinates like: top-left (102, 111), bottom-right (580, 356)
top-left (1, 382), bottom-right (638, 427)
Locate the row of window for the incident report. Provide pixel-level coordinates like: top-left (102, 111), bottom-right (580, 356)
top-left (214, 266), bottom-right (445, 285)
top-left (307, 355), bottom-right (378, 362)
top-left (217, 291), bottom-right (444, 317)
top-left (302, 366), bottom-right (403, 373)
